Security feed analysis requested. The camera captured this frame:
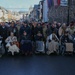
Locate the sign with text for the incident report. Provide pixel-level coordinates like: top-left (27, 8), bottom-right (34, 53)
top-left (60, 0), bottom-right (68, 6)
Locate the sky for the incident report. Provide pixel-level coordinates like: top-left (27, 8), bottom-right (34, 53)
top-left (0, 0), bottom-right (41, 11)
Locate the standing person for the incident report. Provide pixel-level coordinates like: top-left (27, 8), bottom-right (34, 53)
top-left (59, 23), bottom-right (67, 37)
top-left (0, 22), bottom-right (8, 54)
top-left (47, 23), bottom-right (58, 36)
top-left (8, 21), bottom-right (18, 37)
top-left (57, 23), bottom-right (61, 30)
top-left (42, 23), bottom-right (47, 41)
top-left (16, 21), bottom-right (21, 31)
top-left (16, 21), bottom-right (22, 41)
top-left (56, 23), bottom-right (61, 38)
top-left (19, 21), bottom-right (31, 40)
top-left (31, 22), bottom-right (37, 41)
top-left (67, 22), bottom-right (75, 35)
top-left (34, 23), bottom-right (44, 41)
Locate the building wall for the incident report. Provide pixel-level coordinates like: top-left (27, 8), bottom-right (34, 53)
top-left (43, 0), bottom-right (48, 22)
top-left (48, 0), bottom-right (75, 23)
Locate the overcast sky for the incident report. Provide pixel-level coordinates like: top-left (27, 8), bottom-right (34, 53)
top-left (0, 0), bottom-right (41, 11)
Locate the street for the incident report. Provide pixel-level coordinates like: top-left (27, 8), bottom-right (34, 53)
top-left (0, 55), bottom-right (75, 75)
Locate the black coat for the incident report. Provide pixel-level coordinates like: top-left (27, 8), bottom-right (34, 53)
top-left (19, 25), bottom-right (31, 38)
top-left (0, 26), bottom-right (8, 42)
top-left (61, 35), bottom-right (72, 43)
top-left (46, 26), bottom-right (58, 36)
top-left (32, 26), bottom-right (43, 41)
top-left (8, 26), bottom-right (18, 37)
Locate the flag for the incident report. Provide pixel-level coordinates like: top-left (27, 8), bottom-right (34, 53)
top-left (47, 0), bottom-right (53, 9)
top-left (53, 0), bottom-right (58, 6)
top-left (57, 0), bottom-right (60, 6)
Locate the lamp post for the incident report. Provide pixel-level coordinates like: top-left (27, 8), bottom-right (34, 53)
top-left (67, 0), bottom-right (70, 25)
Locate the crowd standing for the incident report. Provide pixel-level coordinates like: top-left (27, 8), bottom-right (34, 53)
top-left (0, 20), bottom-right (75, 57)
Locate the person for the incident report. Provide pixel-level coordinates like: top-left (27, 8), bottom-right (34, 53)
top-left (20, 31), bottom-right (32, 55)
top-left (42, 23), bottom-right (47, 41)
top-left (67, 21), bottom-right (75, 35)
top-left (32, 22), bottom-right (38, 41)
top-left (59, 23), bottom-right (67, 38)
top-left (5, 32), bottom-right (19, 55)
top-left (47, 23), bottom-right (58, 36)
top-left (71, 31), bottom-right (75, 52)
top-left (61, 31), bottom-right (72, 43)
top-left (16, 21), bottom-right (21, 31)
top-left (16, 21), bottom-right (22, 41)
top-left (60, 31), bottom-right (73, 54)
top-left (34, 23), bottom-right (44, 41)
top-left (46, 31), bottom-right (59, 55)
top-left (0, 22), bottom-right (8, 54)
top-left (56, 23), bottom-right (61, 38)
top-left (0, 36), bottom-right (3, 57)
top-left (19, 21), bottom-right (31, 39)
top-left (8, 21), bottom-right (18, 37)
top-left (57, 23), bottom-right (61, 30)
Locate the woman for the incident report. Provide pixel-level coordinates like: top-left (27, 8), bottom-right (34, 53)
top-left (59, 23), bottom-right (67, 37)
top-left (20, 31), bottom-right (32, 55)
top-left (5, 32), bottom-right (19, 55)
top-left (46, 31), bottom-right (59, 55)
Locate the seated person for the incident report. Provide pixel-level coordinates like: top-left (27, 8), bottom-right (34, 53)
top-left (46, 31), bottom-right (59, 55)
top-left (61, 31), bottom-right (73, 44)
top-left (20, 31), bottom-right (32, 55)
top-left (61, 31), bottom-right (73, 52)
top-left (5, 32), bottom-right (19, 55)
top-left (72, 31), bottom-right (75, 52)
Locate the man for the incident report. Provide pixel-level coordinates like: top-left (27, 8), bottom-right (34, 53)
top-left (8, 21), bottom-right (18, 37)
top-left (0, 22), bottom-right (8, 54)
top-left (16, 21), bottom-right (21, 31)
top-left (19, 21), bottom-right (31, 40)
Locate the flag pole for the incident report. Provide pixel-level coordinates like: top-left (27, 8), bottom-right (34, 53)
top-left (67, 0), bottom-right (70, 25)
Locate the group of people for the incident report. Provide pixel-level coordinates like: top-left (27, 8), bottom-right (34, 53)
top-left (0, 20), bottom-right (75, 57)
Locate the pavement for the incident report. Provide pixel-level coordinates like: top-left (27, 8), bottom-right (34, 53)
top-left (0, 54), bottom-right (75, 75)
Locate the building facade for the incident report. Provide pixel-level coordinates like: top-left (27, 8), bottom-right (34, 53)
top-left (48, 0), bottom-right (75, 23)
top-left (43, 0), bottom-right (48, 22)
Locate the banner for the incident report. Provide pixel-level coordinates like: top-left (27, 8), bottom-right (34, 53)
top-left (47, 0), bottom-right (53, 9)
top-left (60, 0), bottom-right (68, 6)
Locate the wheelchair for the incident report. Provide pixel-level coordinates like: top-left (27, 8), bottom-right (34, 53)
top-left (34, 36), bottom-right (45, 54)
top-left (60, 42), bottom-right (74, 55)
